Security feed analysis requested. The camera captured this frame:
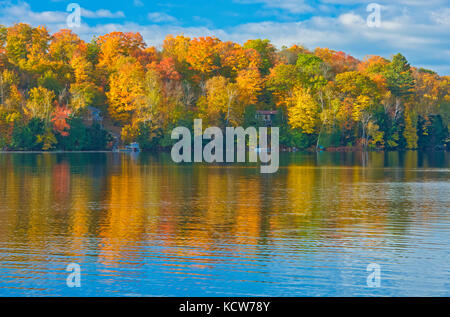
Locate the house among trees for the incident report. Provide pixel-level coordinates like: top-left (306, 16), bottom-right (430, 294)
top-left (256, 110), bottom-right (278, 126)
top-left (85, 106), bottom-right (103, 126)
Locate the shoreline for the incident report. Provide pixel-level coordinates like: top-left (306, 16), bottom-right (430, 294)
top-left (0, 148), bottom-right (447, 154)
top-left (0, 150), bottom-right (113, 154)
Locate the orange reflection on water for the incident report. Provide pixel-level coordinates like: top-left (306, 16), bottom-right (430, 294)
top-left (0, 151), bottom-right (447, 268)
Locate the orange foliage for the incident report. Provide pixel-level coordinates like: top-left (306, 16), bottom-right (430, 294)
top-left (162, 34), bottom-right (190, 63)
top-left (49, 29), bottom-right (82, 62)
top-left (51, 105), bottom-right (72, 136)
top-left (315, 48), bottom-right (359, 74)
top-left (236, 67), bottom-right (263, 104)
top-left (97, 32), bottom-right (146, 70)
top-left (186, 37), bottom-right (221, 76)
top-left (218, 41), bottom-right (262, 74)
top-left (155, 57), bottom-right (181, 81)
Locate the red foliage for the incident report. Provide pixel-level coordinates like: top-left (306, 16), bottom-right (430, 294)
top-left (51, 105), bottom-right (72, 136)
top-left (156, 57), bottom-right (181, 81)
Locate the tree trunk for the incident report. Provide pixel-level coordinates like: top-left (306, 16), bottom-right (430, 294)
top-left (316, 124), bottom-right (323, 150)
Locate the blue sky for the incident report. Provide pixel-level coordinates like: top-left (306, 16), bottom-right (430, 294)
top-left (1, 0), bottom-right (449, 75)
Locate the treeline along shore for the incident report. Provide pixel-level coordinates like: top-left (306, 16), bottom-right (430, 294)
top-left (0, 23), bottom-right (448, 152)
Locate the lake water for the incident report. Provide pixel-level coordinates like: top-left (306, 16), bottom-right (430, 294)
top-left (0, 151), bottom-right (448, 296)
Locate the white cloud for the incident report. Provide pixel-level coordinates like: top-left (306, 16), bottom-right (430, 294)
top-left (0, 2), bottom-right (66, 24)
top-left (81, 9), bottom-right (125, 19)
top-left (133, 0), bottom-right (144, 7)
top-left (0, 2), bottom-right (124, 27)
top-left (430, 9), bottom-right (450, 25)
top-left (321, 0), bottom-right (447, 5)
top-left (338, 12), bottom-right (365, 26)
top-left (147, 12), bottom-right (178, 23)
top-left (235, 0), bottom-right (314, 13)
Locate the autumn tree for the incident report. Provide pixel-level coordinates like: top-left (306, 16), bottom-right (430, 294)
top-left (51, 105), bottom-right (71, 136)
top-left (288, 87), bottom-right (320, 134)
top-left (198, 76), bottom-right (229, 125)
top-left (186, 37), bottom-right (221, 80)
top-left (218, 41), bottom-right (261, 78)
top-left (133, 69), bottom-right (163, 124)
top-left (278, 44), bottom-right (310, 65)
top-left (314, 48), bottom-right (359, 74)
top-left (335, 71), bottom-right (381, 147)
top-left (24, 87), bottom-right (55, 124)
top-left (243, 39), bottom-right (277, 75)
top-left (97, 32), bottom-right (146, 72)
top-left (69, 82), bottom-right (103, 113)
top-left (266, 64), bottom-right (299, 107)
top-left (236, 67), bottom-right (263, 106)
top-left (163, 35), bottom-right (190, 64)
top-left (0, 69), bottom-right (18, 106)
top-left (49, 29), bottom-right (81, 63)
top-left (106, 61), bottom-right (145, 124)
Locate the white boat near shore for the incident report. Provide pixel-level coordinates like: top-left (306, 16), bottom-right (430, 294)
top-left (113, 142), bottom-right (141, 153)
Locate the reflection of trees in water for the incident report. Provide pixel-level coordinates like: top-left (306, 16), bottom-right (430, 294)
top-left (0, 151), bottom-right (447, 266)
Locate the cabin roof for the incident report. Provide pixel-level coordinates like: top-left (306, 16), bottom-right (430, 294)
top-left (87, 106), bottom-right (101, 114)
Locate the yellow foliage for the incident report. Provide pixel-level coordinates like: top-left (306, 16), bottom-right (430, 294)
top-left (24, 87), bottom-right (55, 123)
top-left (404, 112), bottom-right (418, 149)
top-left (236, 67), bottom-right (262, 105)
top-left (106, 62), bottom-right (145, 123)
top-left (287, 87), bottom-right (320, 134)
top-left (367, 121), bottom-right (384, 148)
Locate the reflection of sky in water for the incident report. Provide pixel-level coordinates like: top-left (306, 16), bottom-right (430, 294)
top-left (0, 151), bottom-right (448, 296)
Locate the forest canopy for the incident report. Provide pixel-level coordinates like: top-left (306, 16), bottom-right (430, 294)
top-left (0, 23), bottom-right (448, 151)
